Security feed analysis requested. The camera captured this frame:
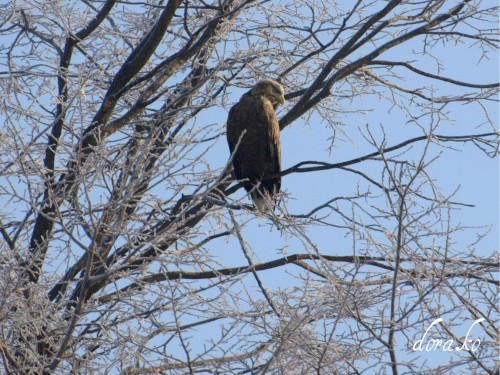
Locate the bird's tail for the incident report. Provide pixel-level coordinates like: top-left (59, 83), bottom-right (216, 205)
top-left (250, 187), bottom-right (278, 213)
top-left (251, 191), bottom-right (268, 213)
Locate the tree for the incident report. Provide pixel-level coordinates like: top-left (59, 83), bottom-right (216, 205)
top-left (0, 0), bottom-right (498, 373)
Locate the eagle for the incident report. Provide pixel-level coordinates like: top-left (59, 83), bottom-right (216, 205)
top-left (226, 79), bottom-right (285, 212)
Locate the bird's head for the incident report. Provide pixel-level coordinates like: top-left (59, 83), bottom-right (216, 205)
top-left (251, 79), bottom-right (285, 109)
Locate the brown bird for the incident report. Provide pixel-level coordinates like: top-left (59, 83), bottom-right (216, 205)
top-left (226, 79), bottom-right (285, 212)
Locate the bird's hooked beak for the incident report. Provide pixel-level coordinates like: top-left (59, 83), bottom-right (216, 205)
top-left (279, 95), bottom-right (285, 105)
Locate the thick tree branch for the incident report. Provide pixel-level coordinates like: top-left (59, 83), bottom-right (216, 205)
top-left (26, 0), bottom-right (181, 285)
top-left (280, 1), bottom-right (474, 128)
top-left (26, 0), bottom-right (118, 284)
top-left (369, 60), bottom-right (500, 89)
top-left (96, 253), bottom-right (499, 304)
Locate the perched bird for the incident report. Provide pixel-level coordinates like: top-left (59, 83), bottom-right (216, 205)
top-left (226, 79), bottom-right (285, 212)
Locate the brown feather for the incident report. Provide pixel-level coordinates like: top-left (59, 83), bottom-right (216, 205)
top-left (227, 80), bottom-right (285, 211)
